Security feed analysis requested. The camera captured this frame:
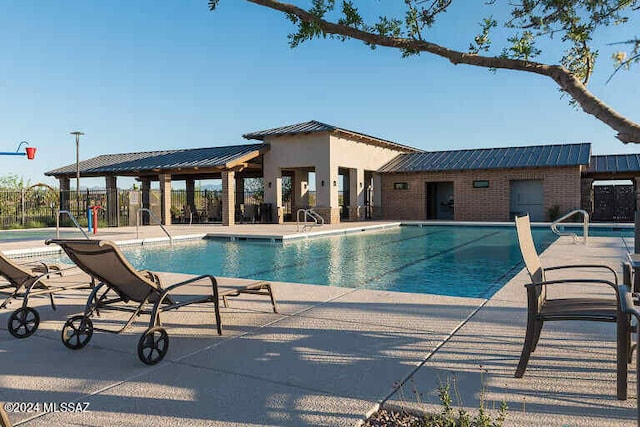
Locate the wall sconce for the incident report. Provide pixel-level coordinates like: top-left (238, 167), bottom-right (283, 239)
top-left (303, 183), bottom-right (307, 189)
top-left (268, 182), bottom-right (272, 188)
top-left (321, 180), bottom-right (325, 187)
top-left (333, 180), bottom-right (337, 187)
top-left (359, 182), bottom-right (363, 188)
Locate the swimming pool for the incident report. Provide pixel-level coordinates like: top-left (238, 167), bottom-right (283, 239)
top-left (47, 225), bottom-right (559, 298)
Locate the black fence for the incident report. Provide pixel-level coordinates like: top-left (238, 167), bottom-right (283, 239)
top-left (0, 187), bottom-right (294, 229)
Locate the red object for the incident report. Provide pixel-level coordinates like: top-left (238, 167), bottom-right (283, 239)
top-left (92, 206), bottom-right (101, 234)
top-left (25, 147), bottom-right (36, 160)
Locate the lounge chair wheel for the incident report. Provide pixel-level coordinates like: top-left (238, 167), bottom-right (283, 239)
top-left (8, 307), bottom-right (40, 338)
top-left (137, 327), bottom-right (169, 365)
top-left (61, 315), bottom-right (93, 350)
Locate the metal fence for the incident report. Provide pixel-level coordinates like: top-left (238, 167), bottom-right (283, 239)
top-left (0, 187), bottom-right (295, 229)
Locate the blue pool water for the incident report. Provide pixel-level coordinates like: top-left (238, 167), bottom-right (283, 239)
top-left (48, 225), bottom-right (561, 298)
top-left (0, 230), bottom-right (80, 242)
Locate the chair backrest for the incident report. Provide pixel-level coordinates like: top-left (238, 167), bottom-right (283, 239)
top-left (514, 214), bottom-right (545, 284)
top-left (47, 239), bottom-right (161, 303)
top-left (0, 251), bottom-right (35, 288)
top-left (514, 214), bottom-right (547, 312)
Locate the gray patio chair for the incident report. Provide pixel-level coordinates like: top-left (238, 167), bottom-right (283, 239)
top-left (46, 238), bottom-right (278, 365)
top-left (0, 250), bottom-right (88, 339)
top-left (619, 278), bottom-right (640, 426)
top-left (514, 215), bottom-right (626, 396)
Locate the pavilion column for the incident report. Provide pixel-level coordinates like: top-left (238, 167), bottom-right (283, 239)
top-left (141, 179), bottom-right (151, 225)
top-left (580, 178), bottom-right (594, 217)
top-left (58, 176), bottom-right (70, 212)
top-left (314, 163), bottom-right (339, 224)
top-left (159, 173), bottom-right (172, 225)
top-left (105, 175), bottom-right (118, 227)
top-left (372, 174), bottom-right (383, 220)
top-left (348, 168), bottom-right (364, 221)
top-left (222, 170), bottom-right (236, 226)
top-left (264, 167), bottom-right (283, 224)
top-left (186, 178), bottom-right (195, 214)
top-left (293, 169), bottom-right (309, 210)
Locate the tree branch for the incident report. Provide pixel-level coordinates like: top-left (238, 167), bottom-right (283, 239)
top-left (244, 0), bottom-right (640, 144)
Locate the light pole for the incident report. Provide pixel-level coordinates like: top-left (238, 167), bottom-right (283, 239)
top-left (70, 131), bottom-right (84, 215)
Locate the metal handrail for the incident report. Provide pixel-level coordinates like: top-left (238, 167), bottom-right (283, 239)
top-left (56, 210), bottom-right (90, 240)
top-left (550, 209), bottom-right (589, 244)
top-left (136, 208), bottom-right (173, 242)
top-left (296, 208), bottom-right (324, 232)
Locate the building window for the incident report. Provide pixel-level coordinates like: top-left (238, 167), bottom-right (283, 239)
top-left (473, 180), bottom-right (489, 188)
top-left (394, 182), bottom-right (409, 190)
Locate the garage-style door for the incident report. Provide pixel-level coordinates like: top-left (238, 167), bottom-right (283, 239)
top-left (510, 180), bottom-right (544, 221)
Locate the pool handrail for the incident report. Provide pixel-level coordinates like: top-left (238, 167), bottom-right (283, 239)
top-left (136, 208), bottom-right (172, 242)
top-left (550, 209), bottom-right (589, 244)
top-left (56, 210), bottom-right (90, 240)
top-left (296, 208), bottom-right (324, 232)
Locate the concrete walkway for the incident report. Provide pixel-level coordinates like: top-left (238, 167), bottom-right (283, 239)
top-left (0, 223), bottom-right (636, 426)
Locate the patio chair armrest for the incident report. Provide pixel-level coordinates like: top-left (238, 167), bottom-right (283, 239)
top-left (544, 264), bottom-right (618, 284)
top-left (156, 274), bottom-right (220, 305)
top-left (619, 285), bottom-right (640, 319)
top-left (141, 270), bottom-right (163, 287)
top-left (525, 278), bottom-right (620, 301)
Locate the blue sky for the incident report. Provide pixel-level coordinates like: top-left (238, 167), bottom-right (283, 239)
top-left (0, 1), bottom-right (638, 187)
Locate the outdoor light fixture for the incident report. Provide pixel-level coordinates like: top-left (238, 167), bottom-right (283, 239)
top-left (333, 180), bottom-right (337, 187)
top-left (321, 180), bottom-right (325, 187)
top-left (268, 182), bottom-right (272, 188)
top-left (70, 131), bottom-right (85, 215)
top-left (359, 182), bottom-right (363, 188)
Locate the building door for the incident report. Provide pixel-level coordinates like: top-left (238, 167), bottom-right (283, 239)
top-left (426, 182), bottom-right (454, 220)
top-left (510, 180), bottom-right (544, 221)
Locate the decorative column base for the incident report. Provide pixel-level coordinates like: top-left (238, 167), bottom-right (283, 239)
top-left (312, 207), bottom-right (341, 224)
top-left (347, 206), bottom-right (365, 221)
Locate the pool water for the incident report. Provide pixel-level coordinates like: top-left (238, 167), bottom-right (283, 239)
top-left (50, 225), bottom-right (559, 299)
top-left (0, 229), bottom-right (81, 242)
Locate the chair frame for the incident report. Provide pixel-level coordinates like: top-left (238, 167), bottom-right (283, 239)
top-left (46, 238), bottom-right (278, 365)
top-left (0, 252), bottom-right (88, 339)
top-left (46, 238), bottom-right (223, 365)
top-left (514, 214), bottom-right (629, 399)
top-left (619, 279), bottom-right (640, 425)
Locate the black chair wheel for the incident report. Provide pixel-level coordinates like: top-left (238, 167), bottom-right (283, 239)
top-left (137, 327), bottom-right (169, 365)
top-left (61, 315), bottom-right (93, 350)
top-left (8, 307), bottom-right (40, 338)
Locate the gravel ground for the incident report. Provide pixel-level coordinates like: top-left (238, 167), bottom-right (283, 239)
top-left (362, 409), bottom-right (424, 427)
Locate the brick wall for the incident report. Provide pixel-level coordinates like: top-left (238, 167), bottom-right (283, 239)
top-left (380, 166), bottom-right (582, 221)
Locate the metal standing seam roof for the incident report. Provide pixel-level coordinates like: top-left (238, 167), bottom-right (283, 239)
top-left (45, 144), bottom-right (265, 176)
top-left (378, 143), bottom-right (592, 173)
top-left (242, 120), bottom-right (418, 152)
top-left (586, 154), bottom-right (640, 174)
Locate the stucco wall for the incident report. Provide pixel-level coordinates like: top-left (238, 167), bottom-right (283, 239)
top-left (380, 166), bottom-right (582, 221)
top-left (262, 132), bottom-right (410, 222)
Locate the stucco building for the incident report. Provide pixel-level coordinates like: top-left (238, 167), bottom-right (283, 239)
top-left (45, 120), bottom-right (640, 225)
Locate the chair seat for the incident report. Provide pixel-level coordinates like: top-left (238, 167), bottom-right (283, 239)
top-left (540, 298), bottom-right (618, 321)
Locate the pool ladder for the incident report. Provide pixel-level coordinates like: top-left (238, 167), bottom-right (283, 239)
top-left (136, 208), bottom-right (173, 242)
top-left (296, 209), bottom-right (324, 232)
top-left (550, 209), bottom-right (589, 244)
top-left (56, 210), bottom-right (90, 239)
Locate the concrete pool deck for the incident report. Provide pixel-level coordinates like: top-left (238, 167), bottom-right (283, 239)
top-left (0, 222), bottom-right (637, 426)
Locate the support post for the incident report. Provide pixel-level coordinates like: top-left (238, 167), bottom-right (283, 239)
top-left (105, 175), bottom-right (118, 227)
top-left (159, 173), bottom-right (172, 225)
top-left (222, 170), bottom-right (236, 226)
